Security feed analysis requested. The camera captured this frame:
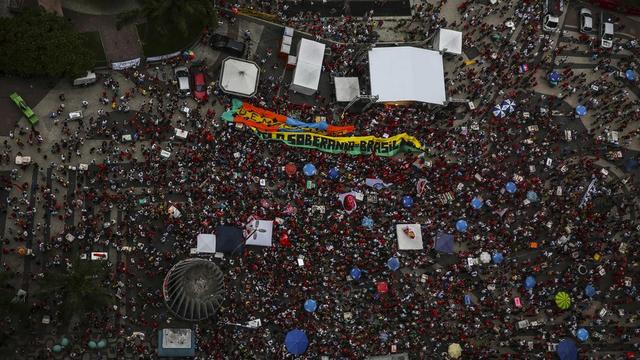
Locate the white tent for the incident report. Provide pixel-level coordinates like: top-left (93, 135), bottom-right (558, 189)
top-left (396, 224), bottom-right (424, 250)
top-left (433, 28), bottom-right (463, 55)
top-left (334, 77), bottom-right (360, 102)
top-left (368, 47), bottom-right (446, 105)
top-left (244, 220), bottom-right (273, 247)
top-left (291, 38), bottom-right (325, 95)
top-left (219, 57), bottom-right (260, 97)
top-left (196, 234), bottom-right (217, 253)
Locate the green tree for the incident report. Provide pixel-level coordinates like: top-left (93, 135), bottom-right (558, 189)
top-left (119, 0), bottom-right (217, 36)
top-left (38, 259), bottom-right (113, 323)
top-left (0, 8), bottom-right (94, 78)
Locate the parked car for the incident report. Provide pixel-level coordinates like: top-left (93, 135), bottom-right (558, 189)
top-left (9, 92), bottom-right (39, 125)
top-left (600, 16), bottom-right (614, 48)
top-left (209, 34), bottom-right (246, 57)
top-left (543, 0), bottom-right (564, 32)
top-left (191, 68), bottom-right (207, 102)
top-left (579, 8), bottom-right (593, 33)
top-left (174, 66), bottom-right (191, 97)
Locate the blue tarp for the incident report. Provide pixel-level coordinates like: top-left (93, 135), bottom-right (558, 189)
top-left (285, 329), bottom-right (309, 355)
top-left (281, 117), bottom-right (330, 132)
top-left (434, 232), bottom-right (454, 254)
top-left (556, 339), bottom-right (577, 360)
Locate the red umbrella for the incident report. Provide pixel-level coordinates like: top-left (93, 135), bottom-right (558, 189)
top-left (279, 233), bottom-right (291, 247)
top-left (377, 281), bottom-right (388, 294)
top-left (343, 194), bottom-right (357, 212)
top-left (284, 163), bottom-right (297, 176)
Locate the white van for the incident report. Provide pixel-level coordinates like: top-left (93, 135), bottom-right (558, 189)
top-left (73, 71), bottom-right (97, 86)
top-left (68, 110), bottom-right (83, 121)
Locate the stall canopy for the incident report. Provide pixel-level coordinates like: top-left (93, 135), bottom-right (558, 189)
top-left (396, 224), bottom-right (424, 250)
top-left (291, 38), bottom-right (325, 95)
top-left (434, 232), bottom-right (454, 253)
top-left (244, 220), bottom-right (274, 247)
top-left (215, 226), bottom-right (245, 255)
top-left (157, 328), bottom-right (195, 358)
top-left (334, 77), bottom-right (361, 102)
top-left (196, 234), bottom-right (216, 253)
top-left (219, 57), bottom-right (260, 97)
top-left (368, 46), bottom-right (446, 105)
top-left (433, 28), bottom-right (463, 55)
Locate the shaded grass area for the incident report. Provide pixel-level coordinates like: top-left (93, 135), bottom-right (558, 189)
top-left (137, 21), bottom-right (202, 57)
top-left (79, 31), bottom-right (107, 67)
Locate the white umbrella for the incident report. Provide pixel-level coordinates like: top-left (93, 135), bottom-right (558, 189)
top-left (501, 99), bottom-right (516, 113)
top-left (480, 252), bottom-right (491, 264)
top-left (492, 105), bottom-right (505, 118)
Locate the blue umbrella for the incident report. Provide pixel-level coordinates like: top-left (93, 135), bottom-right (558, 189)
top-left (304, 299), bottom-right (317, 312)
top-left (524, 275), bottom-right (536, 289)
top-left (285, 329), bottom-right (309, 355)
top-left (402, 195), bottom-right (414, 208)
top-left (379, 331), bottom-right (389, 342)
top-left (303, 163), bottom-right (317, 176)
top-left (387, 257), bottom-right (400, 271)
top-left (575, 105), bottom-right (587, 117)
top-left (350, 267), bottom-right (361, 280)
top-left (576, 328), bottom-right (589, 342)
top-left (97, 339), bottom-right (107, 349)
top-left (471, 197), bottom-right (483, 209)
top-left (585, 284), bottom-right (596, 298)
top-left (501, 99), bottom-right (516, 113)
top-left (626, 69), bottom-right (637, 81)
top-left (455, 219), bottom-right (468, 232)
top-left (492, 252), bottom-right (504, 264)
top-left (60, 337), bottom-right (70, 347)
top-left (328, 167), bottom-right (340, 180)
top-left (505, 182), bottom-right (517, 194)
top-left (492, 104), bottom-right (506, 118)
top-left (548, 71), bottom-right (560, 82)
top-left (361, 216), bottom-right (374, 229)
top-left (556, 339), bottom-right (578, 360)
top-left (526, 191), bottom-right (539, 202)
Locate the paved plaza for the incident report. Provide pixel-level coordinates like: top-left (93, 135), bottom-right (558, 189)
top-left (1, 0), bottom-right (640, 359)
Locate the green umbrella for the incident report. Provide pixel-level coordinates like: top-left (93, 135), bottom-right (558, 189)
top-left (97, 339), bottom-right (107, 349)
top-left (88, 340), bottom-right (97, 349)
top-left (555, 291), bottom-right (571, 310)
top-left (52, 344), bottom-right (63, 353)
top-left (60, 337), bottom-right (70, 347)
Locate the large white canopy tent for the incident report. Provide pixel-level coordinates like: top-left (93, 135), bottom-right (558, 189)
top-left (196, 234), bottom-right (216, 253)
top-left (368, 46), bottom-right (446, 105)
top-left (244, 220), bottom-right (274, 247)
top-left (290, 38), bottom-right (325, 95)
top-left (396, 224), bottom-right (424, 250)
top-left (334, 77), bottom-right (361, 102)
top-left (219, 57), bottom-right (260, 97)
top-left (433, 28), bottom-right (463, 55)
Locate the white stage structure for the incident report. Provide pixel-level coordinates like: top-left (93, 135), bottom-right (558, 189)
top-left (290, 38), bottom-right (325, 95)
top-left (368, 47), bottom-right (446, 105)
top-left (219, 57), bottom-right (260, 97)
top-left (334, 77), bottom-right (360, 102)
top-left (433, 29), bottom-right (463, 55)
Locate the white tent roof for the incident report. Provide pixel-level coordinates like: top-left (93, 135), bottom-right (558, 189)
top-left (220, 57), bottom-right (260, 97)
top-left (435, 28), bottom-right (463, 55)
top-left (334, 77), bottom-right (360, 102)
top-left (396, 224), bottom-right (424, 250)
top-left (196, 234), bottom-right (217, 253)
top-left (291, 38), bottom-right (325, 95)
top-left (245, 220), bottom-right (273, 247)
top-left (368, 47), bottom-right (446, 105)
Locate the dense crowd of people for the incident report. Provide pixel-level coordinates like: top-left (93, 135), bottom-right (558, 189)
top-left (1, 0), bottom-right (640, 359)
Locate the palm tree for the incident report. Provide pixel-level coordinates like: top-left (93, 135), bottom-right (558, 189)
top-left (38, 259), bottom-right (113, 323)
top-left (118, 0), bottom-right (217, 37)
